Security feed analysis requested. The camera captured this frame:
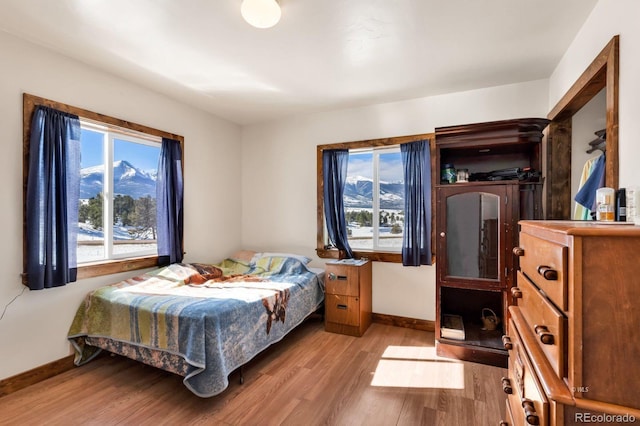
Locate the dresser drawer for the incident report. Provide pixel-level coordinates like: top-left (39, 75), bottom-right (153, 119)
top-left (325, 264), bottom-right (360, 296)
top-left (503, 397), bottom-right (518, 426)
top-left (515, 271), bottom-right (566, 377)
top-left (325, 294), bottom-right (360, 326)
top-left (506, 317), bottom-right (549, 426)
top-left (518, 232), bottom-right (568, 311)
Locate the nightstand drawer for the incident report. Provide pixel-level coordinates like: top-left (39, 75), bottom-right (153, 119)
top-left (325, 294), bottom-right (360, 326)
top-left (325, 264), bottom-right (360, 296)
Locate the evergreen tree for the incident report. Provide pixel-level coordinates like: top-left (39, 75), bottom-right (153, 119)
top-left (86, 193), bottom-right (103, 230)
top-left (79, 202), bottom-right (89, 223)
top-left (114, 194), bottom-right (135, 226)
top-left (356, 210), bottom-right (372, 226)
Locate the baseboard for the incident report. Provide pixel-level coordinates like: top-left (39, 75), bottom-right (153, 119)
top-left (372, 313), bottom-right (435, 332)
top-left (0, 354), bottom-right (75, 398)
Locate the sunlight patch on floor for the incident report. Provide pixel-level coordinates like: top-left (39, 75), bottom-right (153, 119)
top-left (370, 345), bottom-right (465, 389)
top-left (380, 345), bottom-right (448, 361)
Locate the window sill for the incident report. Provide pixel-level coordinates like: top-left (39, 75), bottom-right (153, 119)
top-left (316, 248), bottom-right (401, 263)
top-left (77, 256), bottom-right (159, 280)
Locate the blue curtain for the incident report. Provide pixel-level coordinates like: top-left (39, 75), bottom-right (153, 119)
top-left (323, 149), bottom-right (354, 258)
top-left (156, 137), bottom-right (184, 265)
top-left (401, 140), bottom-right (432, 266)
top-left (26, 106), bottom-right (81, 290)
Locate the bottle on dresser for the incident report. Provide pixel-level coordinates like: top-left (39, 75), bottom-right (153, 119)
top-left (626, 186), bottom-right (640, 224)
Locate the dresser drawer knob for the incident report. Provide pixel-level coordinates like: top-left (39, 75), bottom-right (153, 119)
top-left (502, 335), bottom-right (513, 350)
top-left (511, 287), bottom-right (522, 299)
top-left (512, 247), bottom-right (525, 257)
top-left (537, 265), bottom-right (558, 281)
top-left (521, 399), bottom-right (540, 425)
top-left (501, 377), bottom-right (513, 394)
top-left (534, 324), bottom-right (555, 345)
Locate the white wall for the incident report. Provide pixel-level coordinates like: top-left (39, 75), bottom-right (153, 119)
top-left (240, 79), bottom-right (549, 321)
top-left (0, 32), bottom-right (243, 380)
top-left (549, 0), bottom-right (640, 189)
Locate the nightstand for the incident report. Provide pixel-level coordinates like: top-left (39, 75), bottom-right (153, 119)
top-left (324, 259), bottom-right (372, 337)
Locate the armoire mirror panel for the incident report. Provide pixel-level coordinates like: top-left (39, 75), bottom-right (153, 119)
top-left (446, 192), bottom-right (499, 280)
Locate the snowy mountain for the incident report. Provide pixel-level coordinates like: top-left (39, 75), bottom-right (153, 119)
top-left (343, 176), bottom-right (404, 209)
top-left (80, 160), bottom-right (157, 199)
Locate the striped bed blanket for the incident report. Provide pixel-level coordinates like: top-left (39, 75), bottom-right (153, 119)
top-left (67, 255), bottom-right (324, 397)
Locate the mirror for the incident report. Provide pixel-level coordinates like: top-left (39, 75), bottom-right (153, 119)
top-left (571, 89), bottom-right (606, 219)
top-left (546, 35), bottom-right (619, 220)
top-left (446, 192), bottom-right (499, 279)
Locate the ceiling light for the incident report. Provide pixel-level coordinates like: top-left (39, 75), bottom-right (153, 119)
top-left (241, 0), bottom-right (281, 29)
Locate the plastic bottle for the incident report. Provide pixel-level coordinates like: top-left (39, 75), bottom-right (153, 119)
top-left (596, 187), bottom-right (615, 221)
top-left (616, 188), bottom-right (626, 221)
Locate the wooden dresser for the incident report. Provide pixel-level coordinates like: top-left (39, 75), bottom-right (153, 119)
top-left (502, 221), bottom-right (640, 425)
top-left (324, 260), bottom-right (372, 337)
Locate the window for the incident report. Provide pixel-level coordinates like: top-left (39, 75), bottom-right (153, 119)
top-left (317, 133), bottom-right (434, 262)
top-left (345, 147), bottom-right (404, 252)
top-left (78, 123), bottom-right (161, 264)
top-left (23, 93), bottom-right (184, 280)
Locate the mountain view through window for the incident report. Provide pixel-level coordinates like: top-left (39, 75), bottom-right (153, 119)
top-left (344, 148), bottom-right (404, 252)
top-left (78, 126), bottom-right (161, 263)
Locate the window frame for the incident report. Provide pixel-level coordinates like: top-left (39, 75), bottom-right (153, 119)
top-left (345, 146), bottom-right (404, 253)
top-left (22, 93), bottom-right (184, 282)
top-left (78, 122), bottom-right (162, 263)
top-left (316, 133), bottom-right (435, 263)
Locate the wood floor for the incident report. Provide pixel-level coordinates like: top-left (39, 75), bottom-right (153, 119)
top-left (0, 319), bottom-right (507, 425)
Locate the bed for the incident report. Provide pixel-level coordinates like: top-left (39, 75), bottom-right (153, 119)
top-left (67, 252), bottom-right (325, 397)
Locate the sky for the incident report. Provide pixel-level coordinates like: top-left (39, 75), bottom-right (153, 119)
top-left (347, 151), bottom-right (403, 182)
top-left (81, 128), bottom-right (160, 172)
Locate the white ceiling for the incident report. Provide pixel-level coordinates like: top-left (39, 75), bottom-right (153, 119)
top-left (0, 0), bottom-right (598, 125)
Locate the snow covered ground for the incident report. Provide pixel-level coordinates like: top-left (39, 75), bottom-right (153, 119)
top-left (348, 225), bottom-right (403, 250)
top-left (77, 222), bottom-right (156, 263)
top-left (346, 207), bottom-right (404, 250)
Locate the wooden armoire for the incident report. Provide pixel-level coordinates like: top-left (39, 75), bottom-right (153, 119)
top-left (434, 117), bottom-right (549, 367)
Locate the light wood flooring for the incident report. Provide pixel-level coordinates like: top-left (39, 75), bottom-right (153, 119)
top-left (0, 319), bottom-right (507, 425)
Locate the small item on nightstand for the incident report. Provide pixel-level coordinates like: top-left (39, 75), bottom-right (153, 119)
top-left (481, 308), bottom-right (500, 331)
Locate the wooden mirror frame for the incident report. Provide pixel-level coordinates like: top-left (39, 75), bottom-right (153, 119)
top-left (545, 35), bottom-right (619, 219)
